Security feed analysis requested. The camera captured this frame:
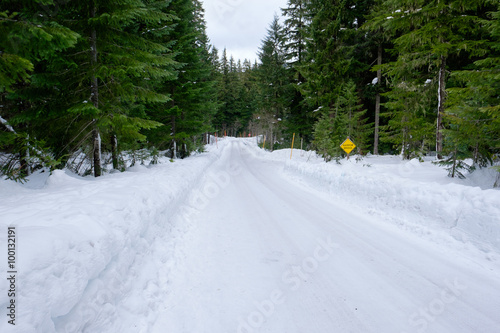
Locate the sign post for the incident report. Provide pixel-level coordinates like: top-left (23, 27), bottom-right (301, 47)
top-left (340, 137), bottom-right (356, 159)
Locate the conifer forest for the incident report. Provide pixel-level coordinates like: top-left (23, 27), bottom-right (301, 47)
top-left (1, 0), bottom-right (499, 181)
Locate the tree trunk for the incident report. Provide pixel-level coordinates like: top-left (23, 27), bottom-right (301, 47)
top-left (270, 126), bottom-right (273, 152)
top-left (171, 114), bottom-right (176, 159)
top-left (26, 137), bottom-right (31, 176)
top-left (90, 2), bottom-right (101, 177)
top-left (436, 55), bottom-right (446, 159)
top-left (92, 129), bottom-right (101, 176)
top-left (374, 44), bottom-right (382, 155)
top-left (451, 147), bottom-right (457, 178)
top-left (111, 134), bottom-right (118, 170)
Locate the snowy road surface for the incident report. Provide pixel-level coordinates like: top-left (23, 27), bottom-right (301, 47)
top-left (1, 138), bottom-right (500, 333)
top-left (152, 139), bottom-right (500, 333)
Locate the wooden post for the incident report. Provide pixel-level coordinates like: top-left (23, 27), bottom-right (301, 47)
top-left (290, 133), bottom-right (295, 159)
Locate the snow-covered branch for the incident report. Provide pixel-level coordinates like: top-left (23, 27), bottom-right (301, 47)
top-left (0, 115), bottom-right (17, 133)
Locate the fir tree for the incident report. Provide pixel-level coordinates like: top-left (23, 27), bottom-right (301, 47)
top-left (381, 79), bottom-right (436, 159)
top-left (256, 15), bottom-right (292, 147)
top-left (152, 0), bottom-right (218, 158)
top-left (281, 0), bottom-right (314, 144)
top-left (368, 0), bottom-right (490, 158)
top-left (443, 1), bottom-right (500, 179)
top-left (0, 0), bottom-right (79, 178)
top-left (313, 80), bottom-right (370, 161)
top-left (58, 0), bottom-right (175, 175)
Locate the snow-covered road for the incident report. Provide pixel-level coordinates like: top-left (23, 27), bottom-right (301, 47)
top-left (2, 137), bottom-right (500, 333)
top-left (152, 139), bottom-right (500, 333)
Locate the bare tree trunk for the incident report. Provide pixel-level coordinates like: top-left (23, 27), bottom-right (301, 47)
top-left (374, 44), bottom-right (382, 155)
top-left (170, 85), bottom-right (177, 159)
top-left (111, 134), bottom-right (118, 170)
top-left (90, 2), bottom-right (101, 177)
top-left (92, 130), bottom-right (101, 176)
top-left (171, 114), bottom-right (177, 159)
top-left (436, 55), bottom-right (446, 159)
top-left (270, 126), bottom-right (273, 152)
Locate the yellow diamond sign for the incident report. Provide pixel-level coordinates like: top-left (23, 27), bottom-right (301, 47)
top-left (340, 138), bottom-right (356, 154)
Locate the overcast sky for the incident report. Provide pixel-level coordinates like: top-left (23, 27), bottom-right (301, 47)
top-left (200, 0), bottom-right (289, 63)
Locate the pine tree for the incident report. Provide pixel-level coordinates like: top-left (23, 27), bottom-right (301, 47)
top-left (362, 0), bottom-right (394, 155)
top-left (58, 0), bottom-right (175, 175)
top-left (214, 50), bottom-right (244, 135)
top-left (0, 0), bottom-right (79, 178)
top-left (256, 15), bottom-right (292, 148)
top-left (380, 80), bottom-right (436, 159)
top-left (281, 0), bottom-right (314, 144)
top-left (150, 0), bottom-right (218, 158)
top-left (300, 0), bottom-right (375, 153)
top-left (368, 0), bottom-right (490, 158)
top-left (313, 80), bottom-right (370, 161)
top-left (443, 1), bottom-right (500, 179)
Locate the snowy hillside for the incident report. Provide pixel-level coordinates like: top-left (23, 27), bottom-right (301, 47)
top-left (1, 137), bottom-right (499, 333)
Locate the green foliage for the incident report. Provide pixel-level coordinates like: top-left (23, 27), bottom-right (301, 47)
top-left (313, 81), bottom-right (371, 161)
top-left (380, 80), bottom-right (436, 159)
top-left (443, 2), bottom-right (500, 171)
top-left (1, 0), bottom-right (499, 187)
top-left (0, 133), bottom-right (61, 182)
top-left (146, 0), bottom-right (217, 158)
top-left (1, 0), bottom-right (221, 177)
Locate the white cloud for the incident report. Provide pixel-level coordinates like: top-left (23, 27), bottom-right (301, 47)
top-left (200, 0), bottom-right (288, 62)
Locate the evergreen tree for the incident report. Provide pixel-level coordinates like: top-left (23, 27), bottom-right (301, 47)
top-left (0, 0), bottom-right (79, 178)
top-left (442, 1), bottom-right (500, 178)
top-left (237, 59), bottom-right (259, 133)
top-left (157, 0), bottom-right (217, 158)
top-left (381, 80), bottom-right (436, 159)
top-left (61, 0), bottom-right (176, 175)
top-left (214, 49), bottom-right (244, 135)
top-left (150, 0), bottom-right (218, 158)
top-left (256, 15), bottom-right (292, 148)
top-left (281, 0), bottom-right (314, 144)
top-left (301, 0), bottom-right (375, 153)
top-left (313, 80), bottom-right (370, 161)
top-left (368, 0), bottom-right (490, 158)
top-left (362, 0), bottom-right (394, 155)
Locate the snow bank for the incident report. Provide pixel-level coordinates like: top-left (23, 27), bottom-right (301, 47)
top-left (0, 138), bottom-right (231, 333)
top-left (285, 158), bottom-right (500, 253)
top-left (241, 139), bottom-right (500, 255)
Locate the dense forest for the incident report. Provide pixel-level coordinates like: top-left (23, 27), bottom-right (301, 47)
top-left (1, 0), bottom-right (499, 181)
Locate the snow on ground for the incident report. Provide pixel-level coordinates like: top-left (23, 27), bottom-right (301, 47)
top-left (1, 137), bottom-right (499, 333)
top-left (244, 139), bottom-right (500, 256)
top-left (0, 139), bottom-right (230, 332)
